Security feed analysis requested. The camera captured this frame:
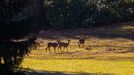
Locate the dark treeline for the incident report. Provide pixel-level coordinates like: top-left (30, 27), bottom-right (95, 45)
top-left (0, 0), bottom-right (37, 74)
top-left (44, 0), bottom-right (134, 29)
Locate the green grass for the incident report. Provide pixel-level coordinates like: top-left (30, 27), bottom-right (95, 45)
top-left (21, 23), bottom-right (134, 75)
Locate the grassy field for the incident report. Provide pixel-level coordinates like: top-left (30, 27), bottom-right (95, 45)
top-left (21, 23), bottom-right (134, 75)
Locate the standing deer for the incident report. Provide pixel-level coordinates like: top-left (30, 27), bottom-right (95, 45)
top-left (78, 36), bottom-right (85, 47)
top-left (57, 40), bottom-right (70, 52)
top-left (46, 42), bottom-right (58, 53)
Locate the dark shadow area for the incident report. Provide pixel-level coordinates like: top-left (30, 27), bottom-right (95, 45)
top-left (85, 23), bottom-right (134, 40)
top-left (29, 52), bottom-right (134, 61)
top-left (40, 56), bottom-right (134, 61)
top-left (0, 35), bottom-right (37, 75)
top-left (32, 57), bottom-right (95, 60)
top-left (39, 22), bottom-right (134, 40)
top-left (97, 56), bottom-right (134, 61)
top-left (86, 45), bottom-right (134, 53)
top-left (0, 67), bottom-right (25, 75)
top-left (23, 69), bottom-right (114, 75)
top-left (79, 24), bottom-right (134, 40)
top-left (88, 45), bottom-right (134, 49)
top-left (0, 0), bottom-right (40, 74)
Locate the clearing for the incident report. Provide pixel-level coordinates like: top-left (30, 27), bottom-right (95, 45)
top-left (21, 22), bottom-right (134, 75)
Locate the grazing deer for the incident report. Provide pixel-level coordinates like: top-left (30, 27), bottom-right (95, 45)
top-left (46, 42), bottom-right (58, 53)
top-left (57, 40), bottom-right (70, 52)
top-left (78, 36), bottom-right (85, 47)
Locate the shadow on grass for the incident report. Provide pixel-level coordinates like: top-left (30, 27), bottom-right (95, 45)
top-left (40, 22), bottom-right (134, 40)
top-left (51, 56), bottom-right (134, 61)
top-left (98, 56), bottom-right (134, 61)
top-left (86, 45), bottom-right (134, 53)
top-left (24, 70), bottom-right (114, 75)
top-left (80, 23), bottom-right (134, 40)
top-left (30, 54), bottom-right (134, 61)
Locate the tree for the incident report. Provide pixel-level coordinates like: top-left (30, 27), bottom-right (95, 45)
top-left (46, 0), bottom-right (134, 28)
top-left (30, 0), bottom-right (50, 29)
top-left (0, 0), bottom-right (38, 74)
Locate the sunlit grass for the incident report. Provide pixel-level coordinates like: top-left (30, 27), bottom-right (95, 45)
top-left (21, 24), bottom-right (134, 75)
top-left (123, 26), bottom-right (134, 29)
top-left (22, 56), bottom-right (134, 75)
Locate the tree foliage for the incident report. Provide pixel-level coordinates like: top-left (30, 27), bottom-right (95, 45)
top-left (45, 0), bottom-right (134, 28)
top-left (0, 0), bottom-right (38, 73)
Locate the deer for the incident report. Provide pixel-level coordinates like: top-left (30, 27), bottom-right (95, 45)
top-left (78, 36), bottom-right (85, 47)
top-left (46, 42), bottom-right (58, 53)
top-left (57, 40), bottom-right (70, 52)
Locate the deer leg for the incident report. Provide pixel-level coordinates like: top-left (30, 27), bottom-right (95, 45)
top-left (78, 44), bottom-right (80, 47)
top-left (54, 47), bottom-right (56, 53)
top-left (46, 47), bottom-right (48, 53)
top-left (78, 42), bottom-right (80, 47)
top-left (57, 46), bottom-right (59, 52)
top-left (57, 46), bottom-right (60, 52)
top-left (79, 43), bottom-right (82, 47)
top-left (48, 47), bottom-right (51, 53)
top-left (62, 47), bottom-right (65, 52)
top-left (60, 46), bottom-right (63, 52)
top-left (65, 47), bottom-right (68, 52)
